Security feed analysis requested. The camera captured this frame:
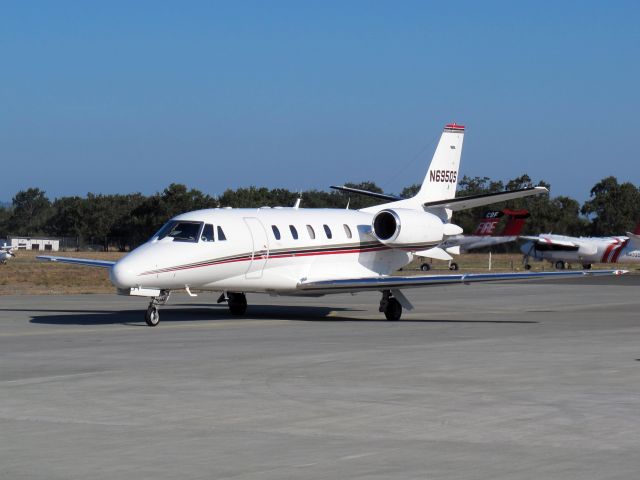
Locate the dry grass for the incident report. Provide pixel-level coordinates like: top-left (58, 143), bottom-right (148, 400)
top-left (0, 250), bottom-right (124, 295)
top-left (1, 250), bottom-right (635, 295)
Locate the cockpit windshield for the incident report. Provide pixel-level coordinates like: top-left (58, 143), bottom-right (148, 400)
top-left (154, 221), bottom-right (203, 242)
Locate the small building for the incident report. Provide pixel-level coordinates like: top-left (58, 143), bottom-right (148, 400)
top-left (8, 236), bottom-right (60, 252)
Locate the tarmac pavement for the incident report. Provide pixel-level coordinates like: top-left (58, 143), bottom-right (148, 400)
top-left (1, 275), bottom-right (639, 479)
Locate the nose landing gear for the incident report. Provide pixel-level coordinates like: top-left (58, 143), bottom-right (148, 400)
top-left (145, 290), bottom-right (171, 327)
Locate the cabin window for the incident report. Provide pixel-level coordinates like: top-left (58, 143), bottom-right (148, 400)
top-left (160, 221), bottom-right (203, 242)
top-left (201, 224), bottom-right (215, 242)
top-left (306, 225), bottom-right (315, 239)
top-left (272, 225), bottom-right (281, 240)
top-left (290, 225), bottom-right (298, 240)
top-left (343, 224), bottom-right (352, 239)
top-left (217, 226), bottom-right (227, 241)
top-left (323, 224), bottom-right (332, 239)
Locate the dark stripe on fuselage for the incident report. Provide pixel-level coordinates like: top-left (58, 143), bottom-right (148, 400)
top-left (137, 240), bottom-right (439, 277)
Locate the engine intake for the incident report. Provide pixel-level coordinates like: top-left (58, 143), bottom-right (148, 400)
top-left (372, 209), bottom-right (446, 248)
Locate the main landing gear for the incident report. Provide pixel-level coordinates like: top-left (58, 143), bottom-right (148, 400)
top-left (145, 290), bottom-right (171, 327)
top-left (379, 290), bottom-right (402, 321)
top-left (217, 292), bottom-right (248, 316)
top-left (227, 292), bottom-right (247, 315)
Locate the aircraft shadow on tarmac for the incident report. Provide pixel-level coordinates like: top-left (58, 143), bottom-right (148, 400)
top-left (10, 304), bottom-right (540, 326)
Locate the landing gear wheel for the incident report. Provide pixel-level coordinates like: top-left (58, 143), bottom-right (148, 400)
top-left (524, 264), bottom-right (532, 270)
top-left (384, 298), bottom-right (402, 321)
top-left (145, 306), bottom-right (160, 327)
top-left (379, 290), bottom-right (402, 321)
top-left (449, 262), bottom-right (459, 271)
top-left (227, 292), bottom-right (247, 316)
top-left (582, 263), bottom-right (592, 270)
top-left (555, 261), bottom-right (566, 270)
top-left (420, 263), bottom-right (431, 272)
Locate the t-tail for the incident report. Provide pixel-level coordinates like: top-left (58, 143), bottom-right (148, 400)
top-left (414, 123), bottom-right (465, 204)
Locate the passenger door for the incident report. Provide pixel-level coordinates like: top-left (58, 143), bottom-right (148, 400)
top-left (243, 217), bottom-right (269, 279)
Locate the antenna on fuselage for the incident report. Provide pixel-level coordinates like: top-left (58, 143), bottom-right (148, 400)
top-left (346, 197), bottom-right (350, 210)
top-left (293, 195), bottom-right (302, 209)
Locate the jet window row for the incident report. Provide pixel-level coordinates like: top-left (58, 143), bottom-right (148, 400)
top-left (155, 221), bottom-right (227, 243)
top-left (271, 224), bottom-right (353, 241)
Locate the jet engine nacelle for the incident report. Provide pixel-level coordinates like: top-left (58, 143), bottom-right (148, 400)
top-left (372, 209), bottom-right (446, 248)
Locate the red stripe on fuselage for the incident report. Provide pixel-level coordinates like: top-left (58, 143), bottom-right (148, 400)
top-left (601, 239), bottom-right (620, 263)
top-left (610, 239), bottom-right (629, 263)
top-left (138, 245), bottom-right (392, 276)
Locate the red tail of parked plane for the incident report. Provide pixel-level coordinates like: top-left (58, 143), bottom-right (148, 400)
top-left (473, 209), bottom-right (530, 237)
top-left (501, 209), bottom-right (530, 236)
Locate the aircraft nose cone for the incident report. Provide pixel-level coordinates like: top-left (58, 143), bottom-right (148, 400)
top-left (110, 258), bottom-right (138, 288)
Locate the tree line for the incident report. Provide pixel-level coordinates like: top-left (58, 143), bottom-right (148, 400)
top-left (1, 175), bottom-right (639, 251)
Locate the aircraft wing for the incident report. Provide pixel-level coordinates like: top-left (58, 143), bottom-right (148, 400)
top-left (423, 186), bottom-right (548, 211)
top-left (297, 269), bottom-right (626, 294)
top-left (519, 236), bottom-right (579, 248)
top-left (458, 236), bottom-right (519, 251)
top-left (37, 255), bottom-right (116, 269)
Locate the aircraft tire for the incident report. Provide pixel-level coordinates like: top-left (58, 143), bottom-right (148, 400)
top-left (582, 264), bottom-right (592, 270)
top-left (449, 262), bottom-right (459, 271)
top-left (555, 261), bottom-right (566, 270)
top-left (420, 263), bottom-right (431, 272)
top-left (145, 306), bottom-right (160, 327)
top-left (524, 264), bottom-right (532, 270)
top-left (384, 298), bottom-right (402, 321)
top-left (228, 292), bottom-right (247, 316)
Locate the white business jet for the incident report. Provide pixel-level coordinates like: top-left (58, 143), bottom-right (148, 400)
top-left (38, 123), bottom-right (625, 325)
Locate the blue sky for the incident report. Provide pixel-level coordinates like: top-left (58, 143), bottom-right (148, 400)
top-left (1, 1), bottom-right (638, 203)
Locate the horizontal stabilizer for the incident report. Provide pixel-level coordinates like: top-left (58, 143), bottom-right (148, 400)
top-left (37, 255), bottom-right (116, 269)
top-left (424, 187), bottom-right (548, 212)
top-left (414, 247), bottom-right (453, 261)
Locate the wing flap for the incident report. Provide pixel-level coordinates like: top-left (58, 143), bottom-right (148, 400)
top-left (37, 255), bottom-right (115, 268)
top-left (298, 270), bottom-right (626, 293)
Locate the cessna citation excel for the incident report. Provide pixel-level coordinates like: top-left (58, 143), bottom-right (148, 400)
top-left (39, 124), bottom-right (626, 326)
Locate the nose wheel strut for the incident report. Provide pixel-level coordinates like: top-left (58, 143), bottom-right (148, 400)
top-left (145, 290), bottom-right (171, 327)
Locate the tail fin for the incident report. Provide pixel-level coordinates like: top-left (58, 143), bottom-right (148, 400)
top-left (474, 211), bottom-right (504, 236)
top-left (414, 123), bottom-right (465, 203)
top-left (501, 209), bottom-right (530, 236)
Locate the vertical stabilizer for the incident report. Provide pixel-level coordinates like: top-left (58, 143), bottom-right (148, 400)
top-left (474, 211), bottom-right (504, 236)
top-left (501, 209), bottom-right (530, 236)
top-left (414, 123), bottom-right (465, 203)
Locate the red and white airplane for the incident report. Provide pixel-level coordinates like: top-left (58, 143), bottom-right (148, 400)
top-left (38, 123), bottom-right (625, 325)
top-left (521, 225), bottom-right (640, 270)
